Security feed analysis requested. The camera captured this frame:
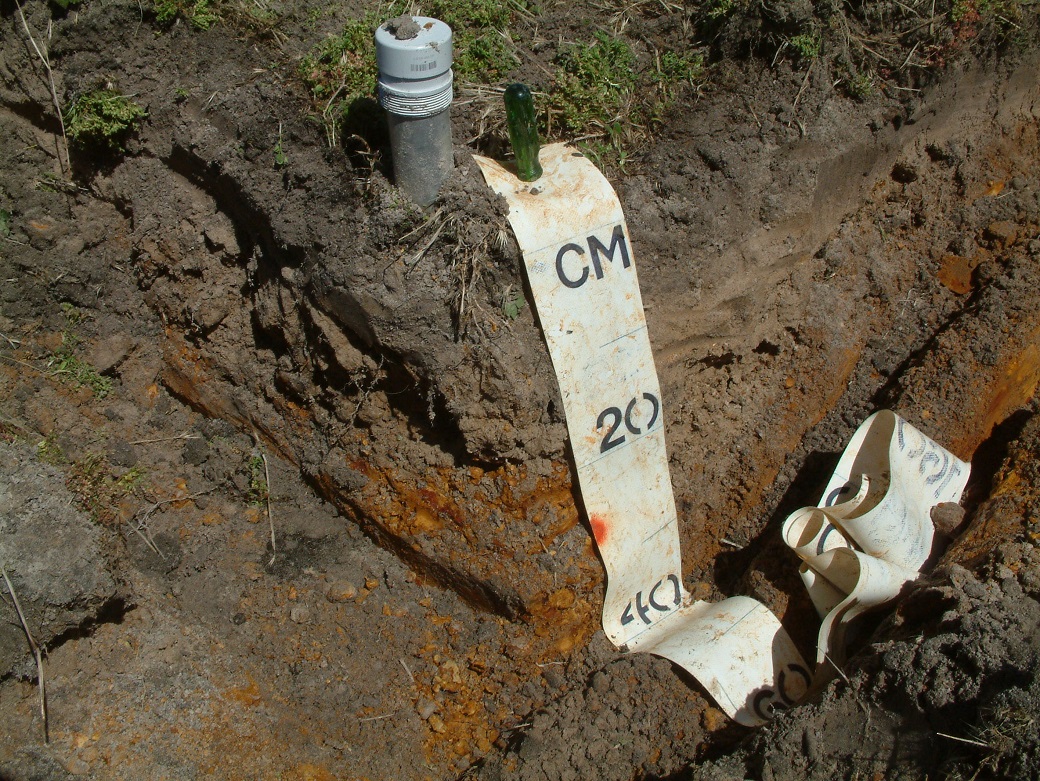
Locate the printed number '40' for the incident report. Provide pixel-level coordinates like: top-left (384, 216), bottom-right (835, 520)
top-left (597, 392), bottom-right (660, 452)
top-left (621, 574), bottom-right (682, 626)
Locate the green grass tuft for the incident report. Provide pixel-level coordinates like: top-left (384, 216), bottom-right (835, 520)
top-left (46, 305), bottom-right (114, 398)
top-left (552, 31), bottom-right (637, 137)
top-left (154, 0), bottom-right (219, 29)
top-left (788, 30), bottom-right (821, 61)
top-left (546, 31), bottom-right (703, 170)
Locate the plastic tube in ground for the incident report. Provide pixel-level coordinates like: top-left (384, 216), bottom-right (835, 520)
top-left (375, 16), bottom-right (454, 207)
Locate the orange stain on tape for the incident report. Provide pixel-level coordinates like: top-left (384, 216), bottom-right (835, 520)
top-left (589, 514), bottom-right (609, 546)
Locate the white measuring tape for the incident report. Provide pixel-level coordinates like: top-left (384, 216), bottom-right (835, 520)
top-left (473, 144), bottom-right (969, 725)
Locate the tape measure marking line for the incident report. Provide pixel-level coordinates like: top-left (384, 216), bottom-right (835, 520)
top-left (621, 625), bottom-right (657, 647)
top-left (623, 598), bottom-right (762, 660)
top-left (618, 612), bottom-right (680, 648)
top-left (642, 517), bottom-right (675, 544)
top-left (600, 324), bottom-right (648, 349)
top-left (717, 683), bottom-right (742, 716)
top-left (565, 342), bottom-right (657, 375)
top-left (718, 601), bottom-right (764, 639)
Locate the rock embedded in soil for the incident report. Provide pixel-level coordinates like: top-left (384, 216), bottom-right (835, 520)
top-left (325, 580), bottom-right (358, 602)
top-left (0, 443), bottom-right (122, 678)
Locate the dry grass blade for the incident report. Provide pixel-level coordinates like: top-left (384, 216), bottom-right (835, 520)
top-left (405, 212), bottom-right (449, 270)
top-left (0, 352), bottom-right (47, 375)
top-left (1, 564), bottom-right (48, 743)
top-left (591, 0), bottom-right (683, 34)
top-left (129, 519), bottom-right (164, 558)
top-left (457, 84), bottom-right (508, 144)
top-left (358, 712), bottom-right (397, 722)
top-left (937, 731), bottom-right (991, 749)
top-left (129, 432), bottom-right (202, 445)
top-left (261, 449), bottom-right (275, 565)
top-left (131, 486), bottom-right (217, 558)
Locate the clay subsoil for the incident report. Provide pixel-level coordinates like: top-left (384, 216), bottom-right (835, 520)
top-left (1, 1), bottom-right (1040, 779)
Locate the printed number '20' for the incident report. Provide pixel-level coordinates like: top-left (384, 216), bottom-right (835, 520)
top-left (597, 392), bottom-right (660, 452)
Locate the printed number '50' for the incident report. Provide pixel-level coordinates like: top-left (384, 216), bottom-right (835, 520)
top-left (597, 392), bottom-right (660, 452)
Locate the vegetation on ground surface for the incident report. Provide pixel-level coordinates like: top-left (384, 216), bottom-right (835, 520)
top-left (297, 0), bottom-right (1035, 169)
top-left (154, 0), bottom-right (219, 29)
top-left (150, 0), bottom-right (285, 35)
top-left (549, 31), bottom-right (702, 169)
top-left (63, 88), bottom-right (146, 151)
top-left (47, 0), bottom-right (1036, 170)
top-left (247, 452), bottom-right (269, 507)
top-left (67, 452), bottom-right (146, 527)
top-left (81, 0), bottom-right (1027, 172)
top-left (300, 0), bottom-right (532, 146)
top-left (941, 703), bottom-right (1038, 780)
top-left (695, 0), bottom-right (1037, 96)
top-left (35, 435), bottom-right (65, 466)
top-left (45, 305), bottom-right (113, 398)
top-left (300, 0), bottom-right (702, 167)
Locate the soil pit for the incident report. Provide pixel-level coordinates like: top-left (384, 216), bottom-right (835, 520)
top-left (1, 2), bottom-right (1039, 779)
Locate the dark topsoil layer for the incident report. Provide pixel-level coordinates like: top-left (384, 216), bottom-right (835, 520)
top-left (1, 1), bottom-right (1040, 779)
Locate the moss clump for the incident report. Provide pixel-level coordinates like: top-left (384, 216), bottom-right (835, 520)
top-left (64, 89), bottom-right (147, 151)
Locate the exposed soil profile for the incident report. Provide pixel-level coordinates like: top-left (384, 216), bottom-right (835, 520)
top-left (1, 1), bottom-right (1039, 779)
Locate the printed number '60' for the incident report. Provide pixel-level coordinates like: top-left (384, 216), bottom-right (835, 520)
top-left (597, 392), bottom-right (660, 453)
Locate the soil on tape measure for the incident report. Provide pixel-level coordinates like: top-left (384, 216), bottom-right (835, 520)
top-left (1, 1), bottom-right (1039, 779)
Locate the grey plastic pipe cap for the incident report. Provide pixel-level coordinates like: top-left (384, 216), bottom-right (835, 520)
top-left (376, 17), bottom-right (454, 117)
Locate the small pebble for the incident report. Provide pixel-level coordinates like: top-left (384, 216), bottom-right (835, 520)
top-left (542, 666), bottom-right (564, 689)
top-left (63, 758), bottom-right (90, 776)
top-left (289, 605), bottom-right (311, 624)
top-left (326, 582), bottom-right (358, 602)
top-left (931, 502), bottom-right (966, 536)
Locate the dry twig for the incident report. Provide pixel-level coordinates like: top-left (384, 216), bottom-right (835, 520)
top-left (358, 712), bottom-right (397, 722)
top-left (260, 449), bottom-right (275, 565)
top-left (14, 0), bottom-right (70, 172)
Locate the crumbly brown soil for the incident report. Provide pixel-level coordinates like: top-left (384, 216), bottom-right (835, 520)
top-left (1, 2), bottom-right (1039, 779)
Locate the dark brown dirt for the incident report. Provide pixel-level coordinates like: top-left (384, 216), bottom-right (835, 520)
top-left (1, 1), bottom-right (1039, 779)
